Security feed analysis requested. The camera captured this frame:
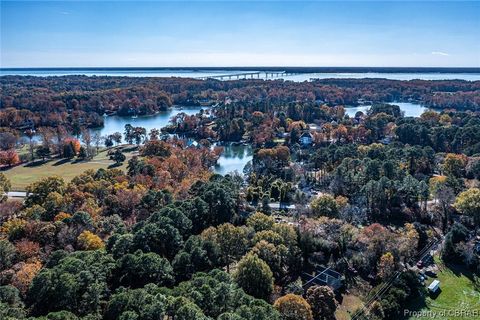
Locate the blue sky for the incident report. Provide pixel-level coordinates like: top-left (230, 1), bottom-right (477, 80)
top-left (1, 1), bottom-right (479, 67)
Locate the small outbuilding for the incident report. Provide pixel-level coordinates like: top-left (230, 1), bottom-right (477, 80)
top-left (428, 280), bottom-right (440, 293)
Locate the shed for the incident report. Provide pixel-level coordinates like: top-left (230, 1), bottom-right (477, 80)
top-left (428, 280), bottom-right (440, 293)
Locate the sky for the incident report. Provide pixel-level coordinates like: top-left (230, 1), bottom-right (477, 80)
top-left (1, 1), bottom-right (479, 68)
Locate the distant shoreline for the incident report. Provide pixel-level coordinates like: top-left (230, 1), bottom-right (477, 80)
top-left (2, 66), bottom-right (480, 74)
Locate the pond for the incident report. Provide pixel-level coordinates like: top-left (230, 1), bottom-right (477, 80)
top-left (95, 107), bottom-right (253, 175)
top-left (91, 106), bottom-right (206, 137)
top-left (345, 102), bottom-right (431, 118)
top-left (213, 143), bottom-right (253, 175)
top-left (95, 107), bottom-right (252, 175)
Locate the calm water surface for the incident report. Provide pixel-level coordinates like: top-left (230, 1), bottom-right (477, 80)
top-left (345, 102), bottom-right (430, 118)
top-left (289, 72), bottom-right (480, 82)
top-left (2, 69), bottom-right (479, 81)
top-left (1, 69), bottom-right (252, 79)
top-left (91, 106), bottom-right (252, 175)
top-left (213, 144), bottom-right (253, 175)
top-left (92, 106), bottom-right (205, 137)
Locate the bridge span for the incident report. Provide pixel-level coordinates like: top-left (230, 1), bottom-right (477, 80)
top-left (197, 71), bottom-right (298, 81)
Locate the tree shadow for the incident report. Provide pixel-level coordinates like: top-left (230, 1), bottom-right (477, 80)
top-left (429, 288), bottom-right (442, 299)
top-left (72, 158), bottom-right (88, 164)
top-left (122, 146), bottom-right (138, 153)
top-left (53, 158), bottom-right (72, 166)
top-left (108, 162), bottom-right (123, 169)
top-left (25, 160), bottom-right (50, 167)
top-left (443, 261), bottom-right (479, 284)
top-left (401, 292), bottom-right (428, 319)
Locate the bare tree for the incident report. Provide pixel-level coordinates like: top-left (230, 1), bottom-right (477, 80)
top-left (436, 185), bottom-right (455, 231)
top-left (0, 132), bottom-right (18, 151)
top-left (81, 128), bottom-right (93, 159)
top-left (92, 132), bottom-right (103, 154)
top-left (111, 132), bottom-right (122, 146)
top-left (25, 129), bottom-right (36, 161)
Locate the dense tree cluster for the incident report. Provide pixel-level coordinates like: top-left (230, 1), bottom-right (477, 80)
top-left (0, 76), bottom-right (479, 319)
top-left (1, 76), bottom-right (478, 133)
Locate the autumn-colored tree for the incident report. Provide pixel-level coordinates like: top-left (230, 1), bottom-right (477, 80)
top-left (246, 212), bottom-right (275, 232)
top-left (0, 173), bottom-right (11, 202)
top-left (14, 239), bottom-right (40, 261)
top-left (443, 153), bottom-right (467, 178)
top-left (310, 195), bottom-right (339, 218)
top-left (454, 188), bottom-right (480, 233)
top-left (12, 259), bottom-right (42, 294)
top-left (420, 110), bottom-right (440, 123)
top-left (398, 223), bottom-right (419, 263)
top-left (332, 124), bottom-right (348, 141)
top-left (54, 212), bottom-right (72, 222)
top-left (356, 223), bottom-right (393, 260)
top-left (429, 175), bottom-right (455, 230)
top-left (439, 114), bottom-right (452, 125)
top-left (305, 285), bottom-right (337, 320)
top-left (77, 230), bottom-right (104, 250)
top-left (25, 176), bottom-right (66, 208)
top-left (368, 301), bottom-right (385, 320)
top-left (141, 139), bottom-right (172, 157)
top-left (253, 230), bottom-right (284, 247)
top-left (0, 149), bottom-right (20, 167)
top-left (377, 252), bottom-right (395, 280)
top-left (63, 138), bottom-right (81, 157)
top-left (429, 175), bottom-right (448, 197)
top-left (274, 293), bottom-right (313, 320)
top-left (256, 146), bottom-right (290, 167)
top-left (252, 111), bottom-right (265, 125)
top-left (1, 218), bottom-right (27, 240)
top-left (335, 196), bottom-right (349, 210)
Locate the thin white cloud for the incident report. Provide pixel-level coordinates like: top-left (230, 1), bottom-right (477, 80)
top-left (431, 51), bottom-right (449, 56)
top-left (60, 11), bottom-right (71, 15)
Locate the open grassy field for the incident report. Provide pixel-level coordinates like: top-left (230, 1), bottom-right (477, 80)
top-left (335, 293), bottom-right (364, 320)
top-left (2, 148), bottom-right (136, 190)
top-left (407, 256), bottom-right (480, 320)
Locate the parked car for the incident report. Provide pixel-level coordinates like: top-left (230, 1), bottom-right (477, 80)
top-left (425, 270), bottom-right (437, 277)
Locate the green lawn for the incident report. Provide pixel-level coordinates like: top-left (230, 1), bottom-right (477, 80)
top-left (3, 148), bottom-right (135, 190)
top-left (407, 257), bottom-right (480, 320)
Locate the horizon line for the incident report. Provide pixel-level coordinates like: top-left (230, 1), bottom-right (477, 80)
top-left (2, 66), bottom-right (480, 73)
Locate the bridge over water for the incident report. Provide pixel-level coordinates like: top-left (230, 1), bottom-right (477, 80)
top-left (197, 71), bottom-right (298, 80)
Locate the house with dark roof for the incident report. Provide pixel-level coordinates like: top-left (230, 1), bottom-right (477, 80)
top-left (299, 131), bottom-right (313, 146)
top-left (302, 266), bottom-right (344, 291)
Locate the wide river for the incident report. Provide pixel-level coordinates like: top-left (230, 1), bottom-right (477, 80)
top-left (2, 69), bottom-right (480, 81)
